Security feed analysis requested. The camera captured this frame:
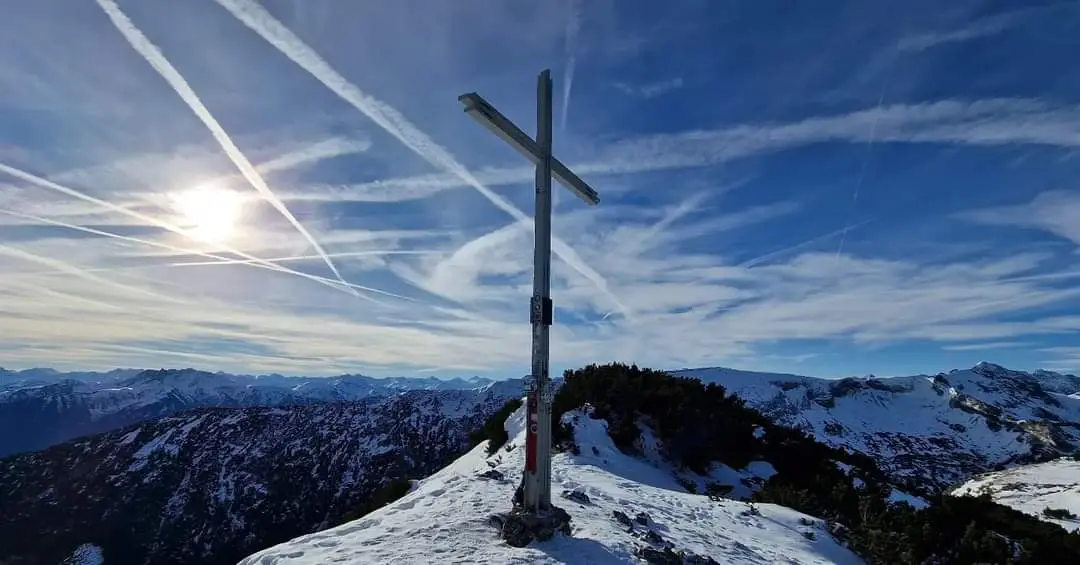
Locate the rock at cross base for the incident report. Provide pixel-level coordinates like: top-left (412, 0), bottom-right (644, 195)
top-left (496, 505), bottom-right (573, 547)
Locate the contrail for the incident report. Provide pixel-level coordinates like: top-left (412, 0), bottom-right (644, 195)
top-left (0, 164), bottom-right (407, 302)
top-left (35, 286), bottom-right (127, 312)
top-left (836, 53), bottom-right (896, 259)
top-left (94, 0), bottom-right (356, 297)
top-left (170, 249), bottom-right (437, 268)
top-left (0, 242), bottom-right (185, 305)
top-left (560, 0), bottom-right (582, 132)
top-left (214, 0), bottom-right (629, 317)
top-left (12, 249), bottom-right (434, 277)
top-left (255, 137), bottom-right (372, 176)
top-left (0, 207), bottom-right (416, 303)
top-left (743, 219), bottom-right (873, 268)
top-left (628, 191), bottom-right (709, 252)
top-left (192, 136), bottom-right (372, 192)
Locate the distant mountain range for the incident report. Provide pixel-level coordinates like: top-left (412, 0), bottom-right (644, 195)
top-left (5, 361), bottom-right (1079, 494)
top-left (0, 386), bottom-right (519, 565)
top-left (0, 367), bottom-right (501, 457)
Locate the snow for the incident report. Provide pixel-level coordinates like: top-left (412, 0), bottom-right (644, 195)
top-left (239, 406), bottom-right (863, 564)
top-left (952, 458), bottom-right (1080, 531)
top-left (127, 415), bottom-right (206, 471)
top-left (887, 488), bottom-right (928, 509)
top-left (116, 428), bottom-right (141, 446)
top-left (673, 365), bottom-right (1080, 493)
top-left (64, 543), bottom-right (104, 565)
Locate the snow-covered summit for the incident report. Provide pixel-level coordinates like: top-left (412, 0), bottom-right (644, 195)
top-left (240, 405), bottom-right (863, 565)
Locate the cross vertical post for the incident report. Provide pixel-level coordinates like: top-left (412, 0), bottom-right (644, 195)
top-left (458, 69), bottom-right (600, 517)
top-left (527, 69), bottom-right (554, 511)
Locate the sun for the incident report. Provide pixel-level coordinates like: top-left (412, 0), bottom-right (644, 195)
top-left (171, 184), bottom-right (244, 243)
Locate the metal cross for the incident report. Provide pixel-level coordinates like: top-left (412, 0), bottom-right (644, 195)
top-left (459, 69), bottom-right (600, 513)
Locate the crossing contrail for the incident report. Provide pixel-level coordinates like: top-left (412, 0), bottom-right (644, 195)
top-left (10, 249), bottom-right (437, 278)
top-left (0, 163), bottom-right (407, 303)
top-left (94, 0), bottom-right (357, 297)
top-left (214, 0), bottom-right (629, 317)
top-left (743, 220), bottom-right (873, 268)
top-left (836, 52), bottom-right (896, 259)
top-left (170, 249), bottom-right (436, 268)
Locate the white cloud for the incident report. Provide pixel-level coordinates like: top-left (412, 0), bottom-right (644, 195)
top-left (942, 341), bottom-right (1032, 351)
top-left (96, 0), bottom-right (357, 297)
top-left (614, 77), bottom-right (685, 99)
top-left (897, 4), bottom-right (1070, 52)
top-left (5, 1), bottom-right (1080, 376)
top-left (274, 99), bottom-right (1080, 204)
top-left (960, 191), bottom-right (1080, 246)
top-left (3, 192), bottom-right (1079, 375)
top-left (212, 0), bottom-right (626, 316)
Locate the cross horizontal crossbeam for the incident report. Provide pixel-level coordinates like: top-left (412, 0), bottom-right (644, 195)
top-left (458, 93), bottom-right (600, 206)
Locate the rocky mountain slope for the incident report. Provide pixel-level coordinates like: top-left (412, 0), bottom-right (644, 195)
top-left (241, 405), bottom-right (865, 565)
top-left (675, 362), bottom-right (1080, 494)
top-left (0, 385), bottom-right (518, 565)
top-left (0, 367), bottom-right (499, 457)
top-left (953, 457), bottom-right (1080, 532)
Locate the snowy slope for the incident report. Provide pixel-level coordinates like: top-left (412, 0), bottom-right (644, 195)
top-left (952, 458), bottom-right (1080, 532)
top-left (674, 363), bottom-right (1080, 494)
top-left (0, 367), bottom-right (512, 457)
top-left (240, 405), bottom-right (864, 565)
top-left (61, 544), bottom-right (105, 565)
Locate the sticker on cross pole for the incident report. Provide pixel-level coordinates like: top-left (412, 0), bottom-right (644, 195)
top-left (530, 295), bottom-right (553, 325)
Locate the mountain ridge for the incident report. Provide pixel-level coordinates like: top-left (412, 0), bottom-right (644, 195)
top-left (672, 362), bottom-right (1080, 494)
top-left (0, 367), bottom-right (507, 457)
top-left (0, 386), bottom-right (520, 565)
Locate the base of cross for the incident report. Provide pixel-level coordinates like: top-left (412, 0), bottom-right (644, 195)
top-left (488, 482), bottom-right (571, 547)
top-left (489, 504), bottom-right (572, 547)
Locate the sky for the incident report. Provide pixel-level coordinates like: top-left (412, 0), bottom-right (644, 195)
top-left (2, 0), bottom-right (1080, 379)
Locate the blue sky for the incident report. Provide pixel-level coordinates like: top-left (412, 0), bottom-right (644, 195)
top-left (2, 0), bottom-right (1080, 379)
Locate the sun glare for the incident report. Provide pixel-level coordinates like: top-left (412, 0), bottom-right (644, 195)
top-left (171, 184), bottom-right (244, 243)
